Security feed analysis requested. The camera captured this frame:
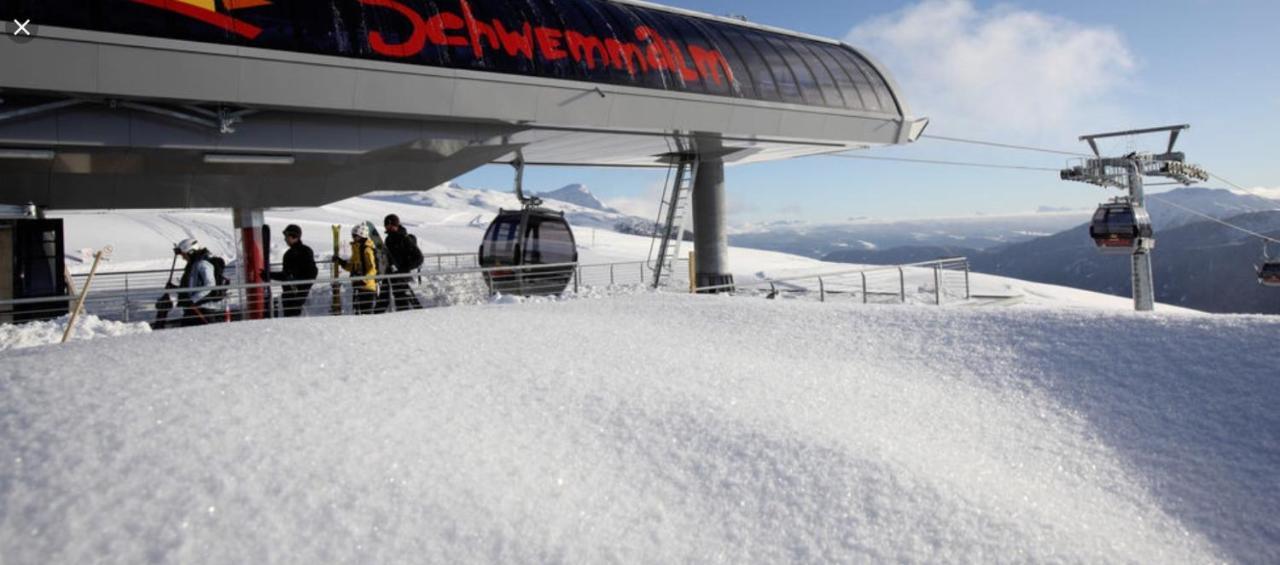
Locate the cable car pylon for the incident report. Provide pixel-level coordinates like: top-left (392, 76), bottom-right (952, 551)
top-left (1060, 125), bottom-right (1209, 312)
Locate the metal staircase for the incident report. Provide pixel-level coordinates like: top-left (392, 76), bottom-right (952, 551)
top-left (649, 153), bottom-right (698, 288)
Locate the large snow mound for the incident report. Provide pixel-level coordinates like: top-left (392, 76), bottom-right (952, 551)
top-left (0, 314), bottom-right (151, 352)
top-left (2, 294), bottom-right (1274, 563)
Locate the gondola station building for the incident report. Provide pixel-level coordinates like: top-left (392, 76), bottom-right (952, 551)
top-left (0, 0), bottom-right (925, 312)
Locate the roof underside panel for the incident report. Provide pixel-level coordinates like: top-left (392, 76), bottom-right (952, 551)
top-left (0, 0), bottom-right (902, 116)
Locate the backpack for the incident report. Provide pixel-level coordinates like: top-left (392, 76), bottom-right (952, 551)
top-left (200, 255), bottom-right (231, 304)
top-left (405, 234), bottom-right (425, 270)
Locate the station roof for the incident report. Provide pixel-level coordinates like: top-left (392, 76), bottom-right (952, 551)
top-left (3, 0), bottom-right (906, 117)
top-left (0, 1), bottom-right (924, 209)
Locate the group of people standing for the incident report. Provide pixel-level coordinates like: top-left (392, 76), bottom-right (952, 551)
top-left (160, 214), bottom-right (424, 327)
top-left (334, 214), bottom-right (424, 315)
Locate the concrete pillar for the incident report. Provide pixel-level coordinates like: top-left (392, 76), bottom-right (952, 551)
top-left (692, 158), bottom-right (733, 291)
top-left (233, 208), bottom-right (268, 320)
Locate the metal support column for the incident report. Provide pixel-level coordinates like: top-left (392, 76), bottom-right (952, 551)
top-left (1127, 164), bottom-right (1155, 312)
top-left (1132, 251), bottom-right (1155, 312)
top-left (691, 158), bottom-right (733, 291)
top-left (234, 208), bottom-right (268, 320)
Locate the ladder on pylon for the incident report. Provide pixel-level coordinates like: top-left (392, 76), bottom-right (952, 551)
top-left (649, 154), bottom-right (697, 288)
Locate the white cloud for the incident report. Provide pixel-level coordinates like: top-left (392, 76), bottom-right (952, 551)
top-left (848, 0), bottom-right (1135, 135)
top-left (608, 188), bottom-right (763, 220)
top-left (605, 180), bottom-right (667, 218)
top-left (1242, 187), bottom-right (1280, 201)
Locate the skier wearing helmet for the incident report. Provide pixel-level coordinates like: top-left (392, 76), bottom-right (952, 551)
top-left (334, 224), bottom-right (379, 314)
top-left (171, 238), bottom-right (226, 326)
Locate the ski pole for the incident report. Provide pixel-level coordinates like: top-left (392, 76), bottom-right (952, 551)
top-left (62, 246), bottom-right (112, 344)
top-left (165, 253), bottom-right (178, 286)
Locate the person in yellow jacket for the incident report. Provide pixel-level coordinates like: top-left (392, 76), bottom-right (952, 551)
top-left (334, 223), bottom-right (379, 314)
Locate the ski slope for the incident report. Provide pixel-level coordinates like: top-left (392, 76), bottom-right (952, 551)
top-left (1, 293), bottom-right (1275, 563)
top-left (50, 185), bottom-right (1169, 312)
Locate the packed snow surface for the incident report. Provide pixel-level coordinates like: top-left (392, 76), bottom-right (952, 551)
top-left (0, 314), bottom-right (151, 352)
top-left (2, 293), bottom-right (1276, 563)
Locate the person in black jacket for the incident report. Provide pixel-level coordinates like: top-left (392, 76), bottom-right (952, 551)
top-left (382, 214), bottom-right (423, 311)
top-left (270, 224), bottom-right (318, 317)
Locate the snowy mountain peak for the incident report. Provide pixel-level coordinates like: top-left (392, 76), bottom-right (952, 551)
top-left (1147, 187), bottom-right (1279, 230)
top-left (536, 184), bottom-right (616, 213)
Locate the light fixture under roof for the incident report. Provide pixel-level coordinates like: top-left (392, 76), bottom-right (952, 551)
top-left (203, 153), bottom-right (295, 165)
top-left (0, 148), bottom-right (55, 160)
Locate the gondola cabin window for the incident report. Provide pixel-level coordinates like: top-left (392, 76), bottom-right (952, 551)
top-left (482, 215), bottom-right (521, 265)
top-left (524, 217), bottom-right (576, 265)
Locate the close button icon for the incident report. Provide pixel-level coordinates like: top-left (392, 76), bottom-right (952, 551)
top-left (8, 19), bottom-right (35, 44)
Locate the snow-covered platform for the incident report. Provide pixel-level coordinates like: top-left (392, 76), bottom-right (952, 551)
top-left (1, 292), bottom-right (1275, 562)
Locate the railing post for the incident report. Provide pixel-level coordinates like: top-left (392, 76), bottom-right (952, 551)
top-left (934, 265), bottom-right (942, 305)
top-left (123, 275), bottom-right (131, 322)
top-left (964, 263), bottom-right (971, 300)
top-left (819, 277), bottom-right (825, 302)
top-left (610, 263), bottom-right (615, 286)
top-left (574, 266), bottom-right (580, 294)
top-left (861, 272), bottom-right (868, 304)
top-left (437, 256), bottom-right (442, 271)
top-left (688, 251), bottom-right (697, 294)
top-left (899, 267), bottom-right (906, 303)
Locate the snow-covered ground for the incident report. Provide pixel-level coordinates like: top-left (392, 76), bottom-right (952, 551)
top-left (2, 185), bottom-right (1272, 561)
top-left (1, 293), bottom-right (1276, 563)
top-left (0, 314), bottom-right (151, 351)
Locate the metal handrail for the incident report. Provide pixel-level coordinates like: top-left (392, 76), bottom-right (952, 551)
top-left (68, 252), bottom-right (479, 277)
top-left (2, 258), bottom-right (681, 311)
top-left (693, 257), bottom-right (970, 293)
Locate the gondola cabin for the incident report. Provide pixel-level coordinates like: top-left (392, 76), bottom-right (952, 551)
top-left (479, 207), bottom-right (578, 296)
top-left (1089, 202), bottom-right (1154, 254)
top-left (1259, 261), bottom-right (1280, 287)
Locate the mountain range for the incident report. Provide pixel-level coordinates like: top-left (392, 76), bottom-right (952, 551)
top-left (729, 211), bottom-right (1091, 259)
top-left (821, 188), bottom-right (1280, 314)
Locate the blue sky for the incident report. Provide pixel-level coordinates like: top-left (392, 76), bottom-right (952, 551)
top-left (457, 0), bottom-right (1280, 223)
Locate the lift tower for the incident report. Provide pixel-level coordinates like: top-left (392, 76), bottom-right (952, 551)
top-left (1060, 125), bottom-right (1208, 311)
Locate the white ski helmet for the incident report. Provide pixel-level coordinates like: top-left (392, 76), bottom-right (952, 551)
top-left (175, 238), bottom-right (203, 254)
top-left (351, 223), bottom-right (370, 239)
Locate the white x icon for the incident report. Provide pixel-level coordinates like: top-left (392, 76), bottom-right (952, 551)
top-left (13, 19), bottom-right (31, 36)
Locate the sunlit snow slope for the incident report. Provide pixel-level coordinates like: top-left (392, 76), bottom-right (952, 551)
top-left (0, 294), bottom-right (1274, 563)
